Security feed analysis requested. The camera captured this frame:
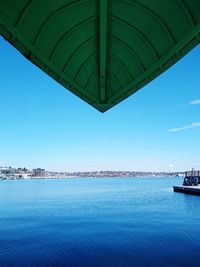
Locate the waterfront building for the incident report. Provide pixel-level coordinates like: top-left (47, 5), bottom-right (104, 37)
top-left (33, 168), bottom-right (45, 177)
top-left (0, 167), bottom-right (17, 177)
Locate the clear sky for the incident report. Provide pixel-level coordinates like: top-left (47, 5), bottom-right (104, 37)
top-left (0, 36), bottom-right (200, 172)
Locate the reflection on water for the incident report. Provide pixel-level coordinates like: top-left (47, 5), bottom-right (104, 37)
top-left (0, 177), bottom-right (200, 267)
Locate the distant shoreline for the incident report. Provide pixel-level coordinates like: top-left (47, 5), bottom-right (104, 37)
top-left (0, 175), bottom-right (182, 181)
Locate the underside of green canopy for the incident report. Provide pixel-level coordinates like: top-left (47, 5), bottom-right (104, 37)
top-left (0, 1), bottom-right (200, 112)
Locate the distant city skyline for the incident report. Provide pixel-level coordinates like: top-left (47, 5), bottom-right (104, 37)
top-left (0, 165), bottom-right (184, 180)
top-left (0, 36), bottom-right (200, 172)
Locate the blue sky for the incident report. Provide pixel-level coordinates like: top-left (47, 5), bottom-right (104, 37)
top-left (0, 36), bottom-right (200, 172)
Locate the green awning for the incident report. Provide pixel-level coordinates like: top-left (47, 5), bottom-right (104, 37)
top-left (0, 0), bottom-right (200, 112)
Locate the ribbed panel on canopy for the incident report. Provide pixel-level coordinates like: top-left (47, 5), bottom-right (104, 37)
top-left (0, 0), bottom-right (200, 112)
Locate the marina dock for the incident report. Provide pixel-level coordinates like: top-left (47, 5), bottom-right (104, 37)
top-left (173, 185), bottom-right (200, 195)
top-left (173, 170), bottom-right (200, 195)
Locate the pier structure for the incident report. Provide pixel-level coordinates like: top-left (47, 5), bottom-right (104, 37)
top-left (173, 169), bottom-right (200, 195)
top-left (183, 170), bottom-right (200, 186)
top-left (184, 169), bottom-right (200, 185)
top-left (173, 185), bottom-right (200, 196)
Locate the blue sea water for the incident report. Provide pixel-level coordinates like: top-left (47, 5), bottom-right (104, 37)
top-left (0, 177), bottom-right (200, 267)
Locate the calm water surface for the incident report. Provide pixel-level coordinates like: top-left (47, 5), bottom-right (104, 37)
top-left (0, 177), bottom-right (200, 267)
